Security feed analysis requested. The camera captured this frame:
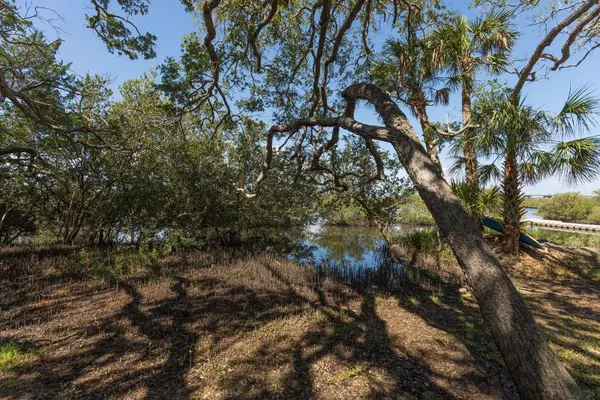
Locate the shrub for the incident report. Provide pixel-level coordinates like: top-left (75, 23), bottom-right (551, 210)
top-left (396, 195), bottom-right (434, 225)
top-left (396, 228), bottom-right (440, 253)
top-left (522, 197), bottom-right (550, 209)
top-left (319, 197), bottom-right (369, 226)
top-left (537, 193), bottom-right (595, 222)
top-left (527, 229), bottom-right (600, 248)
top-left (587, 206), bottom-right (600, 224)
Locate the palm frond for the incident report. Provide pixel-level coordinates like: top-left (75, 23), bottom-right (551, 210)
top-left (551, 137), bottom-right (600, 185)
top-left (451, 180), bottom-right (502, 220)
top-left (483, 53), bottom-right (510, 75)
top-left (478, 163), bottom-right (502, 185)
top-left (433, 87), bottom-right (450, 106)
top-left (445, 75), bottom-right (462, 92)
top-left (449, 156), bottom-right (467, 176)
top-left (480, 185), bottom-right (502, 216)
top-left (554, 86), bottom-right (599, 136)
top-left (523, 151), bottom-right (554, 183)
top-left (519, 161), bottom-right (543, 185)
top-left (472, 9), bottom-right (518, 54)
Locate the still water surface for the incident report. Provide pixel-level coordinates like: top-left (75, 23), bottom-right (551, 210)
top-left (523, 207), bottom-right (544, 220)
top-left (287, 224), bottom-right (427, 271)
top-left (291, 208), bottom-right (545, 271)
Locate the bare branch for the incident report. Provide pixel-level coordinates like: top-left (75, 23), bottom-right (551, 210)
top-left (411, 100), bottom-right (479, 137)
top-left (549, 6), bottom-right (600, 70)
top-left (310, 0), bottom-right (332, 115)
top-left (197, 0), bottom-right (221, 106)
top-left (336, 117), bottom-right (393, 141)
top-left (361, 0), bottom-right (373, 60)
top-left (512, 0), bottom-right (599, 101)
top-left (249, 0), bottom-right (279, 72)
top-left (558, 42), bottom-right (600, 69)
top-left (319, 0), bottom-right (367, 113)
top-left (363, 137), bottom-right (386, 180)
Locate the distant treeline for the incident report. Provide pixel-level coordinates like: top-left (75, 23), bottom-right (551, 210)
top-left (322, 190), bottom-right (600, 228)
top-left (526, 192), bottom-right (600, 223)
top-left (522, 198), bottom-right (552, 209)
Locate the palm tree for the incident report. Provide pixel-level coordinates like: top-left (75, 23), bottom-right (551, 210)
top-left (473, 84), bottom-right (600, 254)
top-left (372, 12), bottom-right (449, 171)
top-left (451, 180), bottom-right (502, 224)
top-left (430, 10), bottom-right (517, 186)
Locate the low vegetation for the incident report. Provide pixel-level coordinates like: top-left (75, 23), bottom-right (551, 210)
top-left (0, 342), bottom-right (30, 372)
top-left (527, 229), bottom-right (600, 250)
top-left (0, 242), bottom-right (598, 399)
top-left (536, 192), bottom-right (600, 223)
top-left (522, 197), bottom-right (552, 209)
top-left (395, 195), bottom-right (436, 225)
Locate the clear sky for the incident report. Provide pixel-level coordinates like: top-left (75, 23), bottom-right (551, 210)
top-left (19, 0), bottom-right (600, 195)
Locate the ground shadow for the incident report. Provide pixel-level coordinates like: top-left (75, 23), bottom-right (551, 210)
top-left (3, 248), bottom-right (596, 398)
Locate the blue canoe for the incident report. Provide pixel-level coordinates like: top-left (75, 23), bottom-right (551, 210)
top-left (482, 217), bottom-right (544, 249)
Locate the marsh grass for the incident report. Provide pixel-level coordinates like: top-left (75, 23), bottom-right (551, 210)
top-left (389, 229), bottom-right (463, 284)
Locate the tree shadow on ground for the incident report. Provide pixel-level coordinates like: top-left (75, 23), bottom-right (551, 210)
top-left (513, 281), bottom-right (600, 394)
top-left (394, 255), bottom-right (600, 398)
top-left (389, 279), bottom-right (518, 398)
top-left (520, 243), bottom-right (600, 287)
top-left (246, 261), bottom-right (457, 399)
top-left (4, 249), bottom-right (595, 398)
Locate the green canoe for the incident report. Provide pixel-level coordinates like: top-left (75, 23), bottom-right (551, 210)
top-left (482, 217), bottom-right (544, 249)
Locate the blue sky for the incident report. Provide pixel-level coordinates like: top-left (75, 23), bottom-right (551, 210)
top-left (20, 0), bottom-right (600, 195)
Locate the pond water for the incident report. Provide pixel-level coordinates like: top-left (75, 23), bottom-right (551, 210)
top-left (288, 207), bottom-right (545, 273)
top-left (286, 224), bottom-right (430, 271)
top-left (289, 225), bottom-right (389, 268)
top-left (523, 207), bottom-right (544, 220)
top-left (283, 224), bottom-right (425, 288)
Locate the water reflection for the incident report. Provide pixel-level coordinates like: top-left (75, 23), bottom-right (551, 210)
top-left (287, 224), bottom-right (427, 268)
top-left (284, 224), bottom-right (432, 289)
top-left (299, 225), bottom-right (384, 266)
top-left (523, 207), bottom-right (544, 220)
top-left (285, 209), bottom-right (544, 273)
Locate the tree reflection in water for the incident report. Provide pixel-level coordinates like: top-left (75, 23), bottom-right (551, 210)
top-left (285, 225), bottom-right (417, 289)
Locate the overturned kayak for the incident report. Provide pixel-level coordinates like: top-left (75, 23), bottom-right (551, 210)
top-left (483, 217), bottom-right (544, 249)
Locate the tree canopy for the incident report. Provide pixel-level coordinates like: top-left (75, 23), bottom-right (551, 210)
top-left (2, 0), bottom-right (600, 398)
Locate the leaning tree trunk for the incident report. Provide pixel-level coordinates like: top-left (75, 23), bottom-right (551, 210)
top-left (341, 84), bottom-right (583, 399)
top-left (461, 82), bottom-right (478, 187)
top-left (503, 151), bottom-right (522, 255)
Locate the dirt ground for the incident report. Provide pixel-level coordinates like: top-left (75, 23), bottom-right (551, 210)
top-left (0, 243), bottom-right (599, 399)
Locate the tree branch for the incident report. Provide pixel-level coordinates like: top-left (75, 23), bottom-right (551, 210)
top-left (236, 97), bottom-right (391, 198)
top-left (310, 0), bottom-right (332, 115)
top-left (0, 146), bottom-right (37, 157)
top-left (319, 0), bottom-right (367, 113)
top-left (409, 96), bottom-right (479, 137)
top-left (249, 0), bottom-right (279, 72)
top-left (512, 0), bottom-right (599, 101)
top-left (550, 6), bottom-right (600, 70)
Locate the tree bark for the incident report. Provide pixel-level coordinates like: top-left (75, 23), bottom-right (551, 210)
top-left (502, 151), bottom-right (521, 255)
top-left (341, 84), bottom-right (583, 399)
top-left (415, 103), bottom-right (443, 174)
top-left (461, 82), bottom-right (478, 187)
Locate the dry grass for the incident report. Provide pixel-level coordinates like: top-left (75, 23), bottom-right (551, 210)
top-left (0, 244), bottom-right (599, 399)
